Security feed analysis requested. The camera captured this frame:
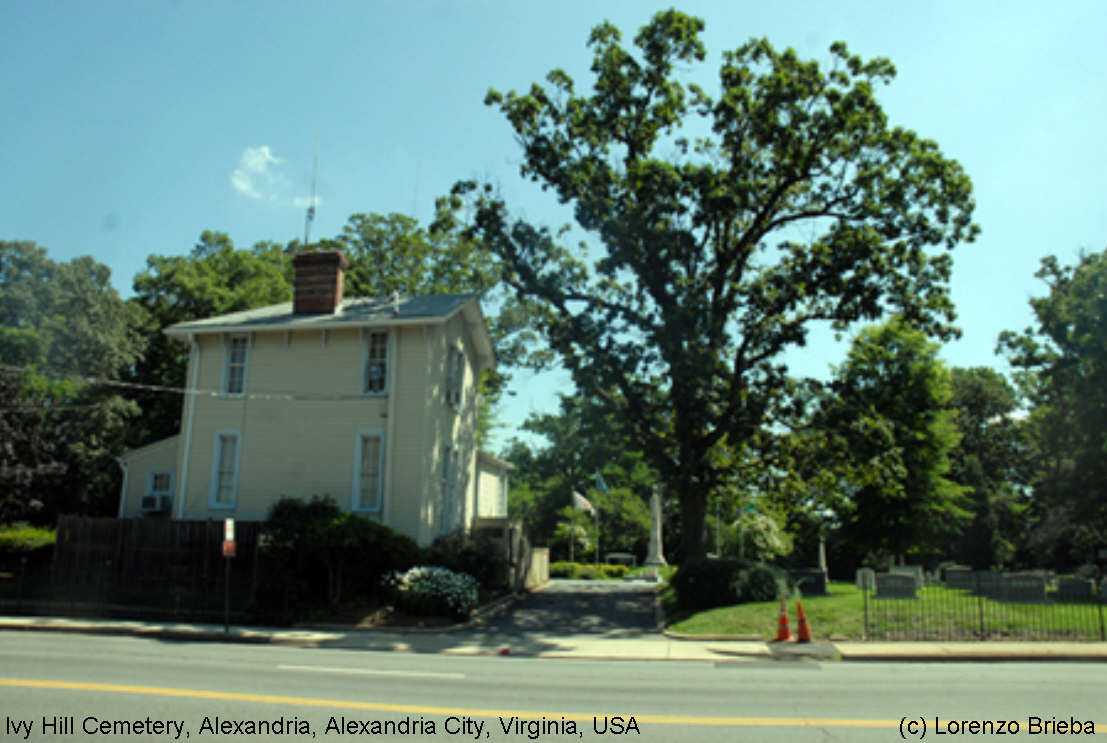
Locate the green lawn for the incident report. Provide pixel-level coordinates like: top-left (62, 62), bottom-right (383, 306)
top-left (666, 582), bottom-right (1107, 641)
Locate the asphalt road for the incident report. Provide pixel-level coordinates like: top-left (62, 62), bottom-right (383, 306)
top-left (478, 579), bottom-right (659, 636)
top-left (2, 631), bottom-right (1105, 743)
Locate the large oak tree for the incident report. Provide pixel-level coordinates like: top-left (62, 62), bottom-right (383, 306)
top-left (446, 10), bottom-right (978, 560)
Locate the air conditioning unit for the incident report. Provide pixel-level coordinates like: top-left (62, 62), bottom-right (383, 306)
top-left (141, 494), bottom-right (172, 512)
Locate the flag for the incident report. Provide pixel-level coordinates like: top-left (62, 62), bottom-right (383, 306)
top-left (595, 471), bottom-right (611, 495)
top-left (572, 490), bottom-right (595, 515)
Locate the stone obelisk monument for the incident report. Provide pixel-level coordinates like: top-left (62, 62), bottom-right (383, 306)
top-left (645, 484), bottom-right (667, 581)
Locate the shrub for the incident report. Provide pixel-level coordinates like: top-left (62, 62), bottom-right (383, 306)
top-left (670, 558), bottom-right (755, 612)
top-left (576, 565), bottom-right (598, 580)
top-left (253, 496), bottom-right (420, 619)
top-left (387, 566), bottom-right (479, 621)
top-left (549, 561), bottom-right (576, 578)
top-left (601, 564), bottom-right (629, 579)
top-left (423, 532), bottom-right (506, 589)
top-left (0, 523), bottom-right (55, 573)
top-left (733, 564), bottom-right (789, 603)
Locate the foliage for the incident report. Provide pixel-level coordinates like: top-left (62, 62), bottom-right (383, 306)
top-left (423, 531), bottom-right (507, 589)
top-left (732, 564), bottom-right (789, 603)
top-left (548, 561), bottom-right (631, 579)
top-left (813, 318), bottom-right (972, 567)
top-left (385, 565), bottom-right (480, 622)
top-left (0, 522), bottom-right (56, 572)
top-left (446, 10), bottom-right (978, 561)
top-left (552, 505), bottom-right (596, 562)
top-left (670, 558), bottom-right (754, 612)
top-left (722, 511), bottom-right (793, 562)
top-left (998, 249), bottom-right (1107, 566)
top-left (255, 496), bottom-right (420, 617)
top-left (0, 241), bottom-right (141, 523)
top-left (947, 367), bottom-right (1029, 568)
top-left (504, 392), bottom-right (653, 556)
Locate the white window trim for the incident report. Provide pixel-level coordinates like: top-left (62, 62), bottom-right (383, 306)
top-left (220, 333), bottom-right (250, 396)
top-left (208, 430), bottom-right (241, 509)
top-left (352, 430), bottom-right (386, 513)
top-left (361, 329), bottom-right (391, 396)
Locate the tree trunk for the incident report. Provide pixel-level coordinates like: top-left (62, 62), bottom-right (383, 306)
top-left (679, 489), bottom-right (708, 563)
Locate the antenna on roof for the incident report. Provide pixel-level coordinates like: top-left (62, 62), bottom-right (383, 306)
top-left (303, 141), bottom-right (318, 249)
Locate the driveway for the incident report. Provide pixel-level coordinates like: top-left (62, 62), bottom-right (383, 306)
top-left (479, 579), bottom-right (660, 637)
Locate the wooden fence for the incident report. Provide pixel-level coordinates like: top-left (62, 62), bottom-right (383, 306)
top-left (42, 516), bottom-right (263, 619)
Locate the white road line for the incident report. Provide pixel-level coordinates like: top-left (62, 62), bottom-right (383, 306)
top-left (277, 664), bottom-right (464, 680)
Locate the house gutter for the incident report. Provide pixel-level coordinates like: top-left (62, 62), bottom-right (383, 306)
top-left (383, 327), bottom-right (398, 524)
top-left (115, 458), bottom-right (129, 518)
top-left (176, 335), bottom-right (200, 520)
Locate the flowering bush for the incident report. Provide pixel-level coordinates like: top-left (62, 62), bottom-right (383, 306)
top-left (386, 566), bottom-right (480, 621)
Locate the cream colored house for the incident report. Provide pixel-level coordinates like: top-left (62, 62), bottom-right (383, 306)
top-left (116, 251), bottom-right (512, 547)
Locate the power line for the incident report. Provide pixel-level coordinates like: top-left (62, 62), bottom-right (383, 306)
top-left (0, 363), bottom-right (377, 403)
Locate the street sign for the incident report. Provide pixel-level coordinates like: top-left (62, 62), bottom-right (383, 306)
top-left (222, 541), bottom-right (236, 557)
top-left (224, 518), bottom-right (234, 542)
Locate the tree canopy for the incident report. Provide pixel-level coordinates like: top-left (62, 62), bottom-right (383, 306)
top-left (446, 10), bottom-right (978, 560)
top-left (999, 249), bottom-right (1107, 562)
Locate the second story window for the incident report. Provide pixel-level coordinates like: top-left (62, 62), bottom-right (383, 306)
top-left (223, 334), bottom-right (249, 395)
top-left (363, 330), bottom-right (389, 395)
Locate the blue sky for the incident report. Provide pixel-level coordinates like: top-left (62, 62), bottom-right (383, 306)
top-left (3, 1), bottom-right (1105, 452)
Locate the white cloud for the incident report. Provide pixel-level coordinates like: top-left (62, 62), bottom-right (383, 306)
top-left (230, 145), bottom-right (293, 202)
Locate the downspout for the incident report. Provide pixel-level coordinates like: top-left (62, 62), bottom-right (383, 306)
top-left (176, 335), bottom-right (200, 520)
top-left (383, 327), bottom-right (398, 524)
top-left (115, 458), bottom-right (129, 518)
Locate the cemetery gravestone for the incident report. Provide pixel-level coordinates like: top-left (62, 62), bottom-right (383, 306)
top-left (855, 567), bottom-right (875, 591)
top-left (945, 566), bottom-right (974, 590)
top-left (875, 572), bottom-right (917, 599)
top-left (973, 570), bottom-right (1002, 598)
top-left (999, 573), bottom-right (1047, 603)
top-left (1056, 577), bottom-right (1094, 601)
top-left (890, 564), bottom-right (924, 590)
top-left (790, 569), bottom-right (828, 596)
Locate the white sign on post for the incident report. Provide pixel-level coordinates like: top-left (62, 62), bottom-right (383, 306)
top-left (224, 518), bottom-right (234, 543)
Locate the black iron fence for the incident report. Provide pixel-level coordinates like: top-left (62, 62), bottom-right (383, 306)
top-left (862, 584), bottom-right (1106, 641)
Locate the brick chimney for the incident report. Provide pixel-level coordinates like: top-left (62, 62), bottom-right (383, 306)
top-left (292, 251), bottom-right (349, 315)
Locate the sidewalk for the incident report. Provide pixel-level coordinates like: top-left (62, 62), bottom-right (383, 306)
top-left (2, 614), bottom-right (1106, 661)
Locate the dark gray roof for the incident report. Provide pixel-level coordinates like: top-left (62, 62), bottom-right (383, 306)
top-left (165, 293), bottom-right (478, 335)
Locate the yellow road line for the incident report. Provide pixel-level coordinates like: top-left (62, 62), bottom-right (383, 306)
top-left (1, 679), bottom-right (1103, 732)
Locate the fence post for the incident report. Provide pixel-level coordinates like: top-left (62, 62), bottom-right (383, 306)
top-left (977, 595), bottom-right (985, 639)
top-left (863, 588), bottom-right (869, 639)
top-left (1098, 599), bottom-right (1105, 642)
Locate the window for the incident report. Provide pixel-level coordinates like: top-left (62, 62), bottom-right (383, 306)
top-left (223, 335), bottom-right (249, 395)
top-left (445, 346), bottom-right (465, 407)
top-left (353, 432), bottom-right (384, 511)
top-left (141, 470), bottom-right (174, 512)
top-left (363, 331), bottom-right (389, 395)
top-left (439, 445), bottom-right (459, 534)
top-left (209, 432), bottom-right (240, 508)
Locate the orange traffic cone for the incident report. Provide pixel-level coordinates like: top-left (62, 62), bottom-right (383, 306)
top-left (796, 600), bottom-right (813, 643)
top-left (772, 597), bottom-right (792, 642)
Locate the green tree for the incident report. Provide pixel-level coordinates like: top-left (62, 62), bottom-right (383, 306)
top-left (998, 249), bottom-right (1107, 565)
top-left (0, 241), bottom-right (143, 522)
top-left (947, 367), bottom-right (1028, 568)
top-left (820, 319), bottom-right (971, 566)
top-left (445, 11), bottom-right (978, 560)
